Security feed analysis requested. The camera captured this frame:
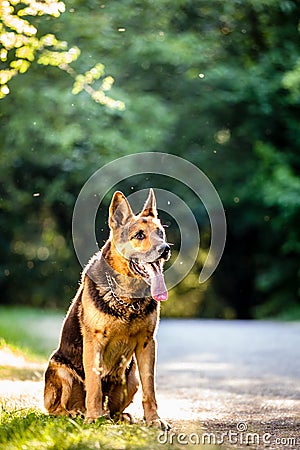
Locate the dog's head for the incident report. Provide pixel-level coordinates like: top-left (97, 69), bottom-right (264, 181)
top-left (108, 189), bottom-right (171, 301)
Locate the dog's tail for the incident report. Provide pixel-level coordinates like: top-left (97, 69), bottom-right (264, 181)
top-left (44, 361), bottom-right (73, 415)
top-left (44, 364), bottom-right (64, 414)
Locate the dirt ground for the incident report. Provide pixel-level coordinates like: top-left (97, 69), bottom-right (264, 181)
top-left (1, 319), bottom-right (299, 449)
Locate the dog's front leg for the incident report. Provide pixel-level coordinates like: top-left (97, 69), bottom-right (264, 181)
top-left (83, 334), bottom-right (104, 422)
top-left (135, 338), bottom-right (170, 430)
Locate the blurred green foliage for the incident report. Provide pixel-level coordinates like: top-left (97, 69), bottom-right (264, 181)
top-left (0, 0), bottom-right (124, 108)
top-left (1, 0), bottom-right (299, 319)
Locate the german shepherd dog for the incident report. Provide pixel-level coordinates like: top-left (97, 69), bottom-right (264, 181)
top-left (44, 189), bottom-right (171, 429)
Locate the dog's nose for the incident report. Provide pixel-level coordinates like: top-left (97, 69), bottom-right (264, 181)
top-left (160, 243), bottom-right (171, 260)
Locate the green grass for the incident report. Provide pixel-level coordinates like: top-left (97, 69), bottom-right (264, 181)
top-left (0, 306), bottom-right (63, 359)
top-left (0, 409), bottom-right (184, 450)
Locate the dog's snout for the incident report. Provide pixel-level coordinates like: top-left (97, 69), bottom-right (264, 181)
top-left (160, 243), bottom-right (171, 260)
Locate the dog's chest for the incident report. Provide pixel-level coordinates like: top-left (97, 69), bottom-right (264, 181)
top-left (101, 332), bottom-right (137, 375)
top-left (93, 315), bottom-right (156, 377)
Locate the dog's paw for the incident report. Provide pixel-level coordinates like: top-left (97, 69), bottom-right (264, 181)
top-left (84, 413), bottom-right (111, 424)
top-left (113, 412), bottom-right (136, 424)
top-left (84, 415), bottom-right (101, 424)
top-left (84, 416), bottom-right (96, 424)
top-left (147, 418), bottom-right (171, 431)
top-left (68, 409), bottom-right (84, 419)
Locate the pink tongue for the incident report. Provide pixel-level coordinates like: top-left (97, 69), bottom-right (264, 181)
top-left (150, 273), bottom-right (168, 302)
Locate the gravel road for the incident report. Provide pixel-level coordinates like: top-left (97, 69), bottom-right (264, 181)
top-left (1, 319), bottom-right (300, 449)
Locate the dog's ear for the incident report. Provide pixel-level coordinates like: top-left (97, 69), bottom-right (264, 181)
top-left (140, 188), bottom-right (157, 218)
top-left (109, 191), bottom-right (134, 229)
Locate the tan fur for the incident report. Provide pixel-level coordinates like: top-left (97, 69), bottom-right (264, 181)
top-left (44, 189), bottom-right (170, 429)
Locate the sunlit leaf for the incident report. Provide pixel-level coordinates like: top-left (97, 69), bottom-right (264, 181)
top-left (0, 0), bottom-right (124, 110)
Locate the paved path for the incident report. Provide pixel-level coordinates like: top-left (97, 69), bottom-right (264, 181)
top-left (1, 319), bottom-right (300, 448)
top-left (153, 320), bottom-right (300, 448)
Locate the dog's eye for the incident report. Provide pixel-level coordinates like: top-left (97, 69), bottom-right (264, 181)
top-left (134, 230), bottom-right (145, 240)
